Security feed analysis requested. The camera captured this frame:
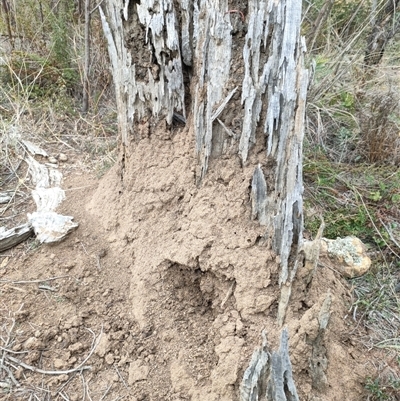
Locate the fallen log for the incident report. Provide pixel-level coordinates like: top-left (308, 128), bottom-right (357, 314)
top-left (0, 223), bottom-right (34, 253)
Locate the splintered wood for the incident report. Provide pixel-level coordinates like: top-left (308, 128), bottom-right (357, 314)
top-left (100, 0), bottom-right (185, 145)
top-left (101, 0), bottom-right (306, 354)
top-left (240, 329), bottom-right (299, 401)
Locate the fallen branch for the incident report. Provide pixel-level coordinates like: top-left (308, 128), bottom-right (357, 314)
top-left (0, 223), bottom-right (34, 253)
top-left (0, 364), bottom-right (20, 387)
top-left (0, 275), bottom-right (69, 284)
top-left (3, 327), bottom-right (103, 376)
top-left (6, 356), bottom-right (91, 376)
top-left (211, 87), bottom-right (238, 122)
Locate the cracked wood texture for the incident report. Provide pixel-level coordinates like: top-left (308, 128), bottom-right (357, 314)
top-left (101, 0), bottom-right (306, 398)
top-left (101, 0), bottom-right (307, 285)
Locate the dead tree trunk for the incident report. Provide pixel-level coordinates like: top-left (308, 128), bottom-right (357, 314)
top-left (364, 0), bottom-right (400, 67)
top-left (100, 0), bottom-right (307, 399)
top-left (82, 0), bottom-right (90, 113)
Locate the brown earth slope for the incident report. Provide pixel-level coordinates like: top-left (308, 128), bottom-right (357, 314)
top-left (1, 125), bottom-right (373, 400)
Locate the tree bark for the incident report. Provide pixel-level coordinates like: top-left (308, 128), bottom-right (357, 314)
top-left (306, 0), bottom-right (335, 53)
top-left (82, 0), bottom-right (90, 113)
top-left (101, 0), bottom-right (307, 398)
top-left (1, 0), bottom-right (14, 49)
top-left (364, 0), bottom-right (400, 67)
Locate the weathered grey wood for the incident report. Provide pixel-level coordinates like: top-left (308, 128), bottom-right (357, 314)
top-left (192, 1), bottom-right (233, 179)
top-left (240, 329), bottom-right (299, 401)
top-left (240, 331), bottom-right (269, 401)
top-left (102, 0), bottom-right (307, 397)
top-left (102, 0), bottom-right (307, 319)
top-left (251, 164), bottom-right (267, 226)
top-left (100, 0), bottom-right (186, 145)
top-left (0, 191), bottom-right (14, 204)
top-left (267, 329), bottom-right (299, 401)
top-left (0, 223), bottom-right (34, 253)
top-left (21, 140), bottom-right (48, 157)
top-left (211, 87), bottom-right (238, 122)
top-left (310, 293), bottom-right (331, 391)
top-left (364, 0), bottom-right (400, 67)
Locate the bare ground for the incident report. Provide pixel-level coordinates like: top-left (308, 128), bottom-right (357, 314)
top-left (0, 125), bottom-right (382, 400)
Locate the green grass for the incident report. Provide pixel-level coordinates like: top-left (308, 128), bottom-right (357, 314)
top-left (365, 375), bottom-right (400, 401)
top-left (303, 153), bottom-right (400, 251)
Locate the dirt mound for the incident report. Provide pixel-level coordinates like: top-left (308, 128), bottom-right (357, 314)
top-left (86, 126), bottom-right (370, 400)
top-left (0, 127), bottom-right (371, 400)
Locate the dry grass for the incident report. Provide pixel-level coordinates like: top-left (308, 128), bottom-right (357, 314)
top-left (350, 262), bottom-right (400, 400)
top-left (0, 48), bottom-right (118, 235)
top-left (303, 3), bottom-right (400, 397)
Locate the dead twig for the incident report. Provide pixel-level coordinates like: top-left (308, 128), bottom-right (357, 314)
top-left (114, 366), bottom-right (128, 390)
top-left (59, 392), bottom-right (69, 401)
top-left (38, 284), bottom-right (57, 292)
top-left (5, 356), bottom-right (91, 375)
top-left (0, 275), bottom-right (69, 284)
top-left (4, 326), bottom-right (103, 376)
top-left (220, 281), bottom-right (236, 308)
top-left (0, 346), bottom-right (28, 354)
top-left (0, 364), bottom-right (20, 387)
top-left (379, 218), bottom-right (400, 251)
top-left (99, 384), bottom-right (112, 401)
top-left (79, 372), bottom-right (87, 401)
top-left (211, 87), bottom-right (238, 122)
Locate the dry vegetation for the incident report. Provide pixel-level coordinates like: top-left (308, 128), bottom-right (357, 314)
top-left (303, 1), bottom-right (400, 399)
top-left (0, 0), bottom-right (118, 232)
top-left (1, 0), bottom-right (400, 400)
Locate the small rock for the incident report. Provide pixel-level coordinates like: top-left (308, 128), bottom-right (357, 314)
top-left (95, 333), bottom-right (109, 358)
top-left (26, 351), bottom-right (40, 364)
top-left (98, 248), bottom-right (107, 258)
top-left (58, 153), bottom-right (68, 162)
top-left (48, 156), bottom-right (58, 164)
top-left (58, 374), bottom-right (69, 382)
top-left (107, 234), bottom-right (117, 243)
top-left (69, 342), bottom-right (84, 352)
top-left (24, 337), bottom-right (43, 350)
top-left (320, 236), bottom-right (371, 278)
top-left (54, 358), bottom-right (65, 369)
top-left (14, 367), bottom-right (23, 379)
top-left (14, 310), bottom-right (29, 320)
top-left (64, 316), bottom-right (82, 329)
top-left (235, 318), bottom-right (245, 336)
top-left (105, 353), bottom-right (115, 365)
top-left (220, 321), bottom-right (236, 338)
top-left (128, 360), bottom-right (149, 384)
top-left (12, 343), bottom-right (22, 352)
